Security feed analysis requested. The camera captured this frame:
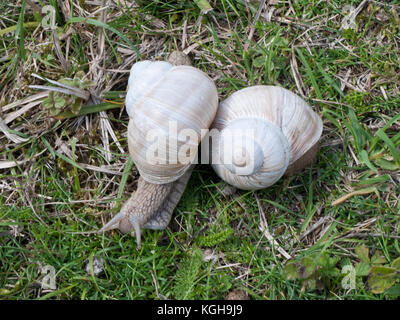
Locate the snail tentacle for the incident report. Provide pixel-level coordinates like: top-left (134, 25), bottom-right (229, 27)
top-left (97, 211), bottom-right (125, 233)
top-left (128, 216), bottom-right (142, 249)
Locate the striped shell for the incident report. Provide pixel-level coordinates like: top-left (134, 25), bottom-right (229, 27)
top-left (126, 61), bottom-right (218, 184)
top-left (211, 85), bottom-right (323, 190)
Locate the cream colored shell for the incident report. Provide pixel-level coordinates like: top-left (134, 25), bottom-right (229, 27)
top-left (211, 85), bottom-right (322, 190)
top-left (126, 61), bottom-right (219, 184)
top-left (125, 61), bottom-right (173, 117)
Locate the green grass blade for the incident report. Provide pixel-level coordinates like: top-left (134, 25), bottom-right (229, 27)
top-left (376, 130), bottom-right (400, 166)
top-left (296, 48), bottom-right (322, 99)
top-left (117, 157), bottom-right (134, 200)
top-left (67, 17), bottom-right (139, 54)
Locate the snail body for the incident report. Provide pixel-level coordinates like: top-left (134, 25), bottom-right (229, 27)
top-left (211, 85), bottom-right (322, 190)
top-left (98, 54), bottom-right (219, 247)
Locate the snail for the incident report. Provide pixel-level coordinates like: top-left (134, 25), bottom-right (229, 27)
top-left (98, 52), bottom-right (219, 247)
top-left (210, 85), bottom-right (323, 190)
top-left (98, 53), bottom-right (323, 248)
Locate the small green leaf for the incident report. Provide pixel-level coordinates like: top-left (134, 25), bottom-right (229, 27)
top-left (374, 158), bottom-right (398, 171)
top-left (384, 285), bottom-right (400, 297)
top-left (0, 288), bottom-right (12, 295)
top-left (359, 150), bottom-right (378, 173)
top-left (370, 265), bottom-right (397, 276)
top-left (371, 251), bottom-right (387, 265)
top-left (54, 96), bottom-right (66, 109)
top-left (42, 99), bottom-right (53, 109)
top-left (283, 261), bottom-right (300, 280)
top-left (252, 55), bottom-right (266, 68)
top-left (316, 253), bottom-right (339, 270)
top-left (169, 13), bottom-right (179, 23)
top-left (391, 257), bottom-right (400, 270)
top-left (193, 0), bottom-right (213, 13)
top-left (355, 262), bottom-right (371, 276)
top-left (50, 107), bottom-right (60, 116)
top-left (330, 267), bottom-right (341, 277)
top-left (300, 256), bottom-right (317, 279)
top-left (376, 130), bottom-right (400, 166)
top-left (316, 254), bottom-right (329, 268)
top-left (354, 174), bottom-right (391, 186)
top-left (355, 244), bottom-right (370, 263)
top-left (369, 275), bottom-right (396, 294)
top-left (368, 266), bottom-right (397, 294)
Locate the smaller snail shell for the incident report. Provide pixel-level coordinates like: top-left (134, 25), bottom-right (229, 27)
top-left (211, 85), bottom-right (322, 190)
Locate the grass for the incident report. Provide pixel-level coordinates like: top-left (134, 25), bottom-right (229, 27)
top-left (0, 0), bottom-right (399, 299)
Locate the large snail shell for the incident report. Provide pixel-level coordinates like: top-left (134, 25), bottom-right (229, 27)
top-left (125, 61), bottom-right (173, 117)
top-left (126, 61), bottom-right (218, 184)
top-left (211, 85), bottom-right (323, 190)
